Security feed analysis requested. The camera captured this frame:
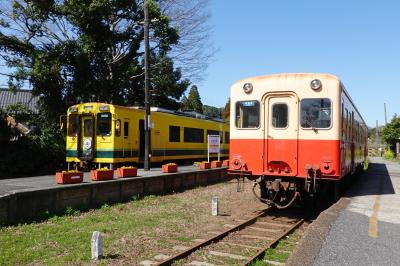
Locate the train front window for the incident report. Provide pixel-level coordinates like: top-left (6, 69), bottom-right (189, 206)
top-left (272, 103), bottom-right (288, 128)
top-left (68, 114), bottom-right (79, 137)
top-left (300, 98), bottom-right (331, 129)
top-left (83, 118), bottom-right (93, 137)
top-left (97, 112), bottom-right (111, 136)
top-left (235, 101), bottom-right (260, 128)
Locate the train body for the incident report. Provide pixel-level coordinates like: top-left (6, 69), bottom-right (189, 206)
top-left (65, 103), bottom-right (229, 168)
top-left (228, 73), bottom-right (367, 207)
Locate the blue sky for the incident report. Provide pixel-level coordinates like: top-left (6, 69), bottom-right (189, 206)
top-left (198, 0), bottom-right (400, 127)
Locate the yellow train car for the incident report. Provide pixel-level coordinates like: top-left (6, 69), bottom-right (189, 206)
top-left (65, 102), bottom-right (229, 169)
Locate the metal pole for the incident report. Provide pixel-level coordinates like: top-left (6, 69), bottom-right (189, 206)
top-left (384, 103), bottom-right (387, 125)
top-left (375, 120), bottom-right (379, 148)
top-left (144, 1), bottom-right (151, 170)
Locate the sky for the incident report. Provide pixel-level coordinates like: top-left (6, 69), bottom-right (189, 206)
top-left (198, 0), bottom-right (400, 127)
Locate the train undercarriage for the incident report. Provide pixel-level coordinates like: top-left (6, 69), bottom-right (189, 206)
top-left (234, 172), bottom-right (342, 210)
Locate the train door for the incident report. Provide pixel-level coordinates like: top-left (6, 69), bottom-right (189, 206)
top-left (263, 93), bottom-right (298, 176)
top-left (79, 115), bottom-right (95, 160)
top-left (123, 119), bottom-right (131, 158)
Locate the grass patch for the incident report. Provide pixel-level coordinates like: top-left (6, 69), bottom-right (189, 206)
top-left (0, 194), bottom-right (191, 265)
top-left (251, 228), bottom-right (303, 266)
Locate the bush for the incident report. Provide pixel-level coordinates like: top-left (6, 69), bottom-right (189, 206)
top-left (0, 107), bottom-right (65, 178)
top-left (383, 149), bottom-right (395, 160)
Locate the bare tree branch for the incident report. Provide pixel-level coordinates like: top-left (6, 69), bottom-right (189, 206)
top-left (159, 0), bottom-right (216, 82)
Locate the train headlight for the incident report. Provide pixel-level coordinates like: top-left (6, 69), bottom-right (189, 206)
top-left (243, 83), bottom-right (253, 94)
top-left (310, 79), bottom-right (322, 90)
top-left (69, 106), bottom-right (78, 113)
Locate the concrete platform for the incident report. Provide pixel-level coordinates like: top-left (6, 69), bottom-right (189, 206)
top-left (0, 165), bottom-right (229, 225)
top-left (288, 157), bottom-right (400, 266)
top-left (0, 165), bottom-right (208, 196)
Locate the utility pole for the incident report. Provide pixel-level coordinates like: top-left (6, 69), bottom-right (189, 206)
top-left (384, 103), bottom-right (387, 125)
top-left (375, 120), bottom-right (379, 147)
top-left (144, 1), bottom-right (151, 170)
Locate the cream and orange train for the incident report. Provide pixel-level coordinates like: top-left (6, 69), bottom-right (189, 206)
top-left (228, 73), bottom-right (367, 208)
top-left (64, 103), bottom-right (229, 169)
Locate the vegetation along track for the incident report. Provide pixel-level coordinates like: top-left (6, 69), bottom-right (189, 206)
top-left (147, 208), bottom-right (305, 266)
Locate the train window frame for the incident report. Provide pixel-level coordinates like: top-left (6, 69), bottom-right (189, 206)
top-left (124, 121), bottom-right (129, 138)
top-left (271, 102), bottom-right (288, 129)
top-left (184, 127), bottom-right (204, 143)
top-left (235, 100), bottom-right (261, 129)
top-left (341, 102), bottom-right (345, 139)
top-left (115, 119), bottom-right (121, 137)
top-left (83, 118), bottom-right (94, 137)
top-left (224, 131), bottom-right (230, 144)
top-left (169, 125), bottom-right (181, 142)
top-left (345, 108), bottom-right (349, 140)
top-left (96, 112), bottom-right (112, 136)
top-left (67, 114), bottom-right (79, 137)
top-left (207, 130), bottom-right (223, 143)
top-left (300, 98), bottom-right (332, 130)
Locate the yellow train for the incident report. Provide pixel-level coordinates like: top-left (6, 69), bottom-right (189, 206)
top-left (65, 102), bottom-right (229, 169)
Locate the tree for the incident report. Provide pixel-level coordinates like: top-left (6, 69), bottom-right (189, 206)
top-left (381, 115), bottom-right (400, 151)
top-left (159, 0), bottom-right (215, 82)
top-left (0, 0), bottom-right (190, 122)
top-left (183, 85), bottom-right (203, 113)
top-left (202, 105), bottom-right (221, 119)
top-left (223, 97), bottom-right (230, 122)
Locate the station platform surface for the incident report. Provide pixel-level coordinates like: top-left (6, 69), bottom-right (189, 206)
top-left (0, 165), bottom-right (203, 197)
top-left (289, 157), bottom-right (400, 265)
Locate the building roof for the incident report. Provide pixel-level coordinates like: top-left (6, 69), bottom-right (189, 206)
top-left (0, 88), bottom-right (39, 113)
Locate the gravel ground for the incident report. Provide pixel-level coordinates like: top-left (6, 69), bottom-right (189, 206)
top-left (100, 179), bottom-right (267, 265)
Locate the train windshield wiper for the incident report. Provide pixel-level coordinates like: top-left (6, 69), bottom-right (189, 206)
top-left (304, 118), bottom-right (318, 132)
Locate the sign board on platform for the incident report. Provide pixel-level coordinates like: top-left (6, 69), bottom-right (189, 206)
top-left (207, 135), bottom-right (220, 162)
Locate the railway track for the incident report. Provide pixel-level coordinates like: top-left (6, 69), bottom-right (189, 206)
top-left (146, 208), bottom-right (305, 266)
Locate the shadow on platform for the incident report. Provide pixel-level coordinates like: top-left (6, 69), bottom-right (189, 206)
top-left (345, 163), bottom-right (395, 198)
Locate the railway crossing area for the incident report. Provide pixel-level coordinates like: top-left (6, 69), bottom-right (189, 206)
top-left (289, 157), bottom-right (400, 266)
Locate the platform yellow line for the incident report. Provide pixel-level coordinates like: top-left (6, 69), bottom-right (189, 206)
top-left (368, 194), bottom-right (381, 238)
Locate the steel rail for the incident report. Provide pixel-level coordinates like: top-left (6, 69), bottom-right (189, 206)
top-left (154, 208), bottom-right (271, 266)
top-left (242, 218), bottom-right (305, 266)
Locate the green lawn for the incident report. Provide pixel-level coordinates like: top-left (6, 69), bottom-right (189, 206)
top-left (0, 195), bottom-right (192, 265)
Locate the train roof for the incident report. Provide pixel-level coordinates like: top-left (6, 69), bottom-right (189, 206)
top-left (234, 73), bottom-right (340, 84)
top-left (231, 73), bottom-right (367, 128)
top-left (69, 102), bottom-right (226, 124)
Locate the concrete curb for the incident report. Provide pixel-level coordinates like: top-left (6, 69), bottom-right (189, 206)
top-left (0, 168), bottom-right (228, 225)
top-left (286, 197), bottom-right (351, 266)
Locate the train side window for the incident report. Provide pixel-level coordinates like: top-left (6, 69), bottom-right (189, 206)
top-left (97, 112), bottom-right (111, 136)
top-left (115, 119), bottom-right (121, 137)
top-left (68, 114), bottom-right (79, 137)
top-left (300, 98), bottom-right (331, 128)
top-left (272, 103), bottom-right (288, 128)
top-left (224, 132), bottom-right (230, 144)
top-left (207, 130), bottom-right (223, 143)
top-left (341, 103), bottom-right (344, 138)
top-left (235, 101), bottom-right (260, 128)
top-left (184, 127), bottom-right (204, 143)
top-left (169, 126), bottom-right (180, 142)
top-left (345, 108), bottom-right (348, 140)
top-left (351, 112), bottom-right (354, 141)
top-left (124, 121), bottom-right (129, 138)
